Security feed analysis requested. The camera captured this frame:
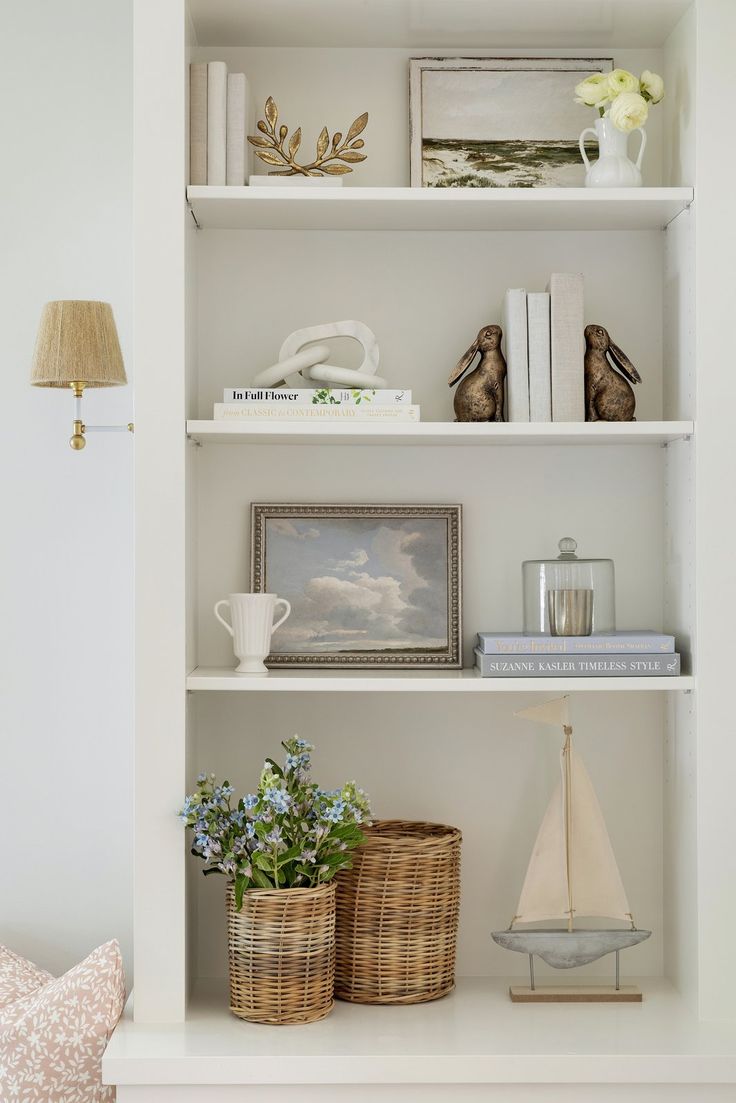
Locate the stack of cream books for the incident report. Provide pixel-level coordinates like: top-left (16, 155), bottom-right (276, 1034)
top-left (502, 273), bottom-right (585, 423)
top-left (214, 388), bottom-right (420, 422)
top-left (189, 61), bottom-right (254, 185)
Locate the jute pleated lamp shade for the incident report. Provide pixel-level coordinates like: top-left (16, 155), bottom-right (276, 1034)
top-left (31, 300), bottom-right (126, 388)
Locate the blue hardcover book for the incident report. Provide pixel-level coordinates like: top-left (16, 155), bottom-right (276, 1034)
top-left (474, 648), bottom-right (681, 678)
top-left (476, 631), bottom-right (675, 655)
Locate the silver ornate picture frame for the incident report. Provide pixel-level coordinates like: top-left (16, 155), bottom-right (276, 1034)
top-left (251, 503), bottom-right (462, 668)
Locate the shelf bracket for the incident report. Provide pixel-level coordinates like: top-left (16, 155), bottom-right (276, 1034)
top-left (187, 200), bottom-right (201, 230)
top-left (663, 201), bottom-right (693, 231)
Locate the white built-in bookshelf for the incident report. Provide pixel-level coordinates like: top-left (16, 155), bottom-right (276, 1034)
top-left (107, 1), bottom-right (736, 1099)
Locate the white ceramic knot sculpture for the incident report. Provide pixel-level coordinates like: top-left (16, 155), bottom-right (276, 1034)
top-left (252, 321), bottom-right (387, 389)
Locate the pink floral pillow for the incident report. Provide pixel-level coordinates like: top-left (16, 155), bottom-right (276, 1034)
top-left (0, 939), bottom-right (126, 1102)
top-left (0, 945), bottom-right (53, 1008)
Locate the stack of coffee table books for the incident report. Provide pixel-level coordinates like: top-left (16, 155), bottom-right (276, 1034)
top-left (214, 388), bottom-right (419, 422)
top-left (474, 632), bottom-right (681, 678)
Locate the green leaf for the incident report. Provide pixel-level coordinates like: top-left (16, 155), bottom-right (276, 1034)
top-left (330, 824), bottom-right (362, 842)
top-left (277, 845), bottom-right (303, 866)
top-left (251, 867), bottom-right (274, 889)
top-left (234, 875), bottom-right (247, 910)
top-left (321, 851), bottom-right (351, 868)
top-left (253, 851), bottom-right (273, 871)
top-left (265, 758), bottom-right (284, 778)
top-left (254, 822), bottom-right (268, 840)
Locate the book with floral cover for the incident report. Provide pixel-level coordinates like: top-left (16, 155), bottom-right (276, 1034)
top-left (223, 388), bottom-right (411, 405)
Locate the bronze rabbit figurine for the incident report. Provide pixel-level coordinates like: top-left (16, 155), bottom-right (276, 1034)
top-left (584, 324), bottom-right (642, 422)
top-left (449, 324), bottom-right (506, 422)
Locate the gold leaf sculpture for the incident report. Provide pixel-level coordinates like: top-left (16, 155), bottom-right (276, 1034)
top-left (248, 97), bottom-right (368, 177)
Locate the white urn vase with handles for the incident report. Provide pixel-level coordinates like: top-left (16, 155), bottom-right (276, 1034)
top-left (214, 593), bottom-right (291, 674)
top-left (579, 116), bottom-right (646, 187)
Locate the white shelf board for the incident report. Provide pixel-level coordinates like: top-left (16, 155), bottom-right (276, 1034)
top-left (186, 668), bottom-right (694, 693)
top-left (189, 0), bottom-right (692, 49)
top-left (187, 186), bottom-right (694, 233)
top-left (103, 977), bottom-right (736, 1086)
top-left (187, 420), bottom-right (694, 447)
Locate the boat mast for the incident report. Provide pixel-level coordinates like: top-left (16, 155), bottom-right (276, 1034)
top-left (563, 724), bottom-right (574, 932)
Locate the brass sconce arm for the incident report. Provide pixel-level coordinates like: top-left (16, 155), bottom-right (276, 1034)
top-left (69, 382), bottom-right (134, 451)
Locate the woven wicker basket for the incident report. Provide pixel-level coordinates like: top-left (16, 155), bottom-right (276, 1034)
top-left (226, 881), bottom-right (336, 1025)
top-left (335, 819), bottom-right (462, 1005)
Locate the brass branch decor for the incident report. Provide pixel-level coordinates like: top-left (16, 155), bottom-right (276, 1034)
top-left (248, 97), bottom-right (368, 177)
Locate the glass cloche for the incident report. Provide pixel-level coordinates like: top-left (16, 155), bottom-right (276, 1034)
top-left (522, 537), bottom-right (616, 636)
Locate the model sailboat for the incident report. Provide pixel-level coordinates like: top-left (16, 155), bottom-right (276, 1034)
top-left (492, 697), bottom-right (650, 1002)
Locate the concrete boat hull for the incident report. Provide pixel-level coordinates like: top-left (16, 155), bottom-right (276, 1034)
top-left (491, 928), bottom-right (651, 968)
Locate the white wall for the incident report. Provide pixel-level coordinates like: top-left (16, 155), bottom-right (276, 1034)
top-left (0, 0), bottom-right (133, 977)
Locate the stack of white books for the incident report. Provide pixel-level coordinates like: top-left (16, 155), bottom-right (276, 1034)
top-left (214, 388), bottom-right (420, 422)
top-left (189, 62), bottom-right (254, 186)
top-left (502, 273), bottom-right (585, 423)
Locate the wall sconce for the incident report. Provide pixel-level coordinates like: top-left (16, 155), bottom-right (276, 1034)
top-left (31, 300), bottom-right (134, 450)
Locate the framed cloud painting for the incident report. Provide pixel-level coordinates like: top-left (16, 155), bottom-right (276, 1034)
top-left (250, 504), bottom-right (462, 668)
top-left (410, 57), bottom-right (613, 188)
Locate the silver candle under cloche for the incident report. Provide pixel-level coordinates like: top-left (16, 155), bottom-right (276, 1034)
top-left (522, 537), bottom-right (615, 636)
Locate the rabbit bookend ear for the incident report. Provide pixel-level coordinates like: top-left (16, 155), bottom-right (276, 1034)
top-left (607, 339), bottom-right (642, 384)
top-left (449, 338), bottom-right (479, 387)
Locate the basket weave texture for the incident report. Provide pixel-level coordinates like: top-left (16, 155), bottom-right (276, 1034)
top-left (335, 819), bottom-right (462, 1004)
top-left (226, 881), bottom-right (336, 1024)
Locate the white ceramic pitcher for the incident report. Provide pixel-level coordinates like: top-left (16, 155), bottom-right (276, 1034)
top-left (579, 116), bottom-right (646, 187)
top-left (214, 593), bottom-right (291, 674)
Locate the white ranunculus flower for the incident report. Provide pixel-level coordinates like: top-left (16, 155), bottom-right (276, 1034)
top-left (608, 68), bottom-right (639, 96)
top-left (609, 91), bottom-right (650, 132)
top-left (574, 73), bottom-right (610, 107)
top-left (640, 70), bottom-right (665, 104)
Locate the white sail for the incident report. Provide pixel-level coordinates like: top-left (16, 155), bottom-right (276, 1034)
top-left (515, 766), bottom-right (570, 923)
top-left (515, 696), bottom-right (571, 730)
top-left (567, 745), bottom-right (632, 922)
top-left (514, 737), bottom-right (632, 926)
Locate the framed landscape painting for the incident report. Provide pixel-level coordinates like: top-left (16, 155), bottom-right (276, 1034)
top-left (250, 503), bottom-right (462, 668)
top-left (409, 57), bottom-right (613, 188)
